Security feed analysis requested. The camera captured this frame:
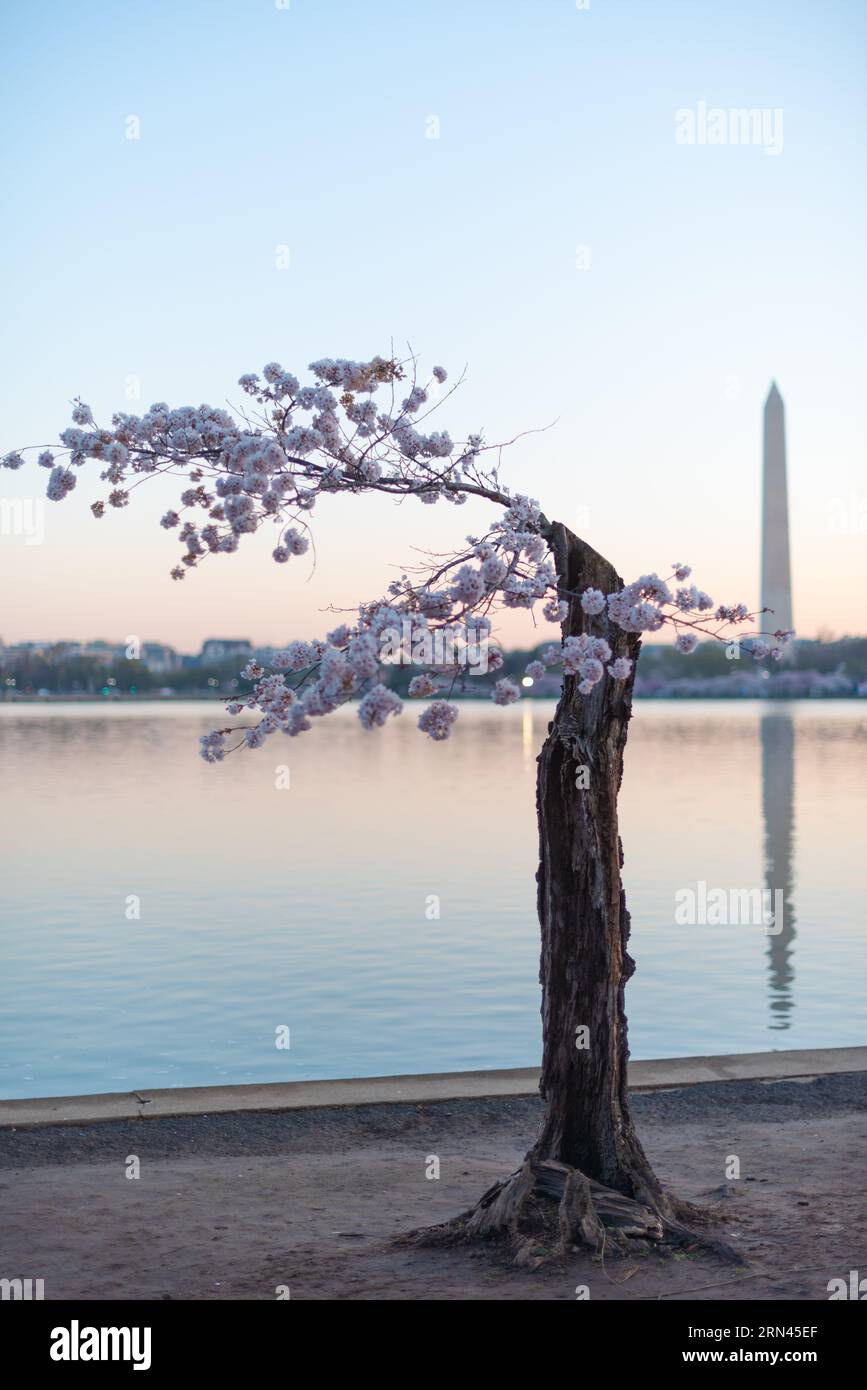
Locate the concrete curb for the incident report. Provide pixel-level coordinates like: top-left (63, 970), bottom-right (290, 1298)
top-left (1, 1046), bottom-right (865, 1130)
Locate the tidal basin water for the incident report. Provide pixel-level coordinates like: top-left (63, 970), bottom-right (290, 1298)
top-left (1, 700), bottom-right (864, 1100)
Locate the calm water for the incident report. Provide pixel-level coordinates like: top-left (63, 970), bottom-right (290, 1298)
top-left (0, 700), bottom-right (864, 1100)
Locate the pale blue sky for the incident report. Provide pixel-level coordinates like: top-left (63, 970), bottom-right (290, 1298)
top-left (2, 0), bottom-right (865, 647)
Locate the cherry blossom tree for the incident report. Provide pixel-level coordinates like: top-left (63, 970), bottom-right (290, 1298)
top-left (5, 353), bottom-right (791, 1263)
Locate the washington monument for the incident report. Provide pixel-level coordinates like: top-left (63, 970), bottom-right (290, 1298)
top-left (761, 382), bottom-right (794, 646)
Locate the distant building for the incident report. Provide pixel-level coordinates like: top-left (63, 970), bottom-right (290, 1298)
top-left (83, 640), bottom-right (125, 665)
top-left (141, 643), bottom-right (180, 673)
top-left (2, 640), bottom-right (58, 656)
top-left (199, 638), bottom-right (253, 665)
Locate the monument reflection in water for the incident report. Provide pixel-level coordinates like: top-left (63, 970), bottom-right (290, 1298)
top-left (761, 708), bottom-right (796, 1030)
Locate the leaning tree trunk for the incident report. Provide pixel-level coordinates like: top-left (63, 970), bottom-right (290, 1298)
top-left (411, 522), bottom-right (735, 1265)
top-left (531, 523), bottom-right (658, 1202)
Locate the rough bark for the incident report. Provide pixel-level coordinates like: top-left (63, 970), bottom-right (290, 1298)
top-left (407, 521), bottom-right (737, 1263)
top-left (531, 522), bottom-right (656, 1200)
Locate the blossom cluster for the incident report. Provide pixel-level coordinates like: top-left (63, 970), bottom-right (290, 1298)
top-left (5, 355), bottom-right (505, 581)
top-left (196, 556), bottom-right (783, 756)
top-left (600, 569), bottom-right (792, 658)
top-left (3, 353), bottom-right (793, 756)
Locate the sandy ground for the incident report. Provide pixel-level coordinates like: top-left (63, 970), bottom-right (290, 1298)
top-left (1, 1074), bottom-right (864, 1301)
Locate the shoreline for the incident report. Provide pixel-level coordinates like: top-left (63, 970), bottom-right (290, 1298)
top-left (3, 1045), bottom-right (865, 1129)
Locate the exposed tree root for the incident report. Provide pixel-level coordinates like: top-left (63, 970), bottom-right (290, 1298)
top-left (402, 1159), bottom-right (743, 1268)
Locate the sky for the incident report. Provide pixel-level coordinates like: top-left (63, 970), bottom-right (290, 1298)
top-left (1, 0), bottom-right (865, 650)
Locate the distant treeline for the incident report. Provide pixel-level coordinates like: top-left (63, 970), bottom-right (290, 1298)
top-left (0, 653), bottom-right (243, 696)
top-left (636, 636), bottom-right (867, 681)
top-left (2, 636), bottom-right (866, 699)
top-left (631, 636), bottom-right (867, 698)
